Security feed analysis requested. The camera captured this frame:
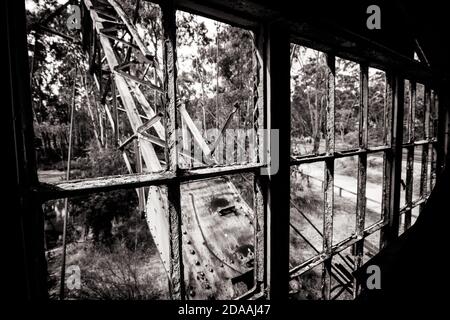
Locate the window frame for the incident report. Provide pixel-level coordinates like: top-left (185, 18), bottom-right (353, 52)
top-left (13, 0), bottom-right (447, 301)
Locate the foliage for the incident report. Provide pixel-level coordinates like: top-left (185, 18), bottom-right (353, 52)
top-left (69, 149), bottom-right (138, 245)
top-left (291, 45), bottom-right (387, 152)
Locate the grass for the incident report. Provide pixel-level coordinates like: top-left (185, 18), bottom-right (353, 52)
top-left (47, 241), bottom-right (170, 300)
top-left (46, 214), bottom-right (170, 300)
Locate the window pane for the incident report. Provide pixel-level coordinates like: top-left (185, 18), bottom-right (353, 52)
top-left (413, 145), bottom-right (423, 202)
top-left (290, 45), bottom-right (327, 156)
top-left (403, 79), bottom-right (411, 143)
top-left (330, 246), bottom-right (354, 300)
top-left (334, 156), bottom-right (358, 244)
top-left (290, 163), bottom-right (325, 267)
top-left (176, 11), bottom-right (256, 169)
top-left (335, 57), bottom-right (360, 151)
top-left (180, 173), bottom-right (255, 299)
top-left (415, 83), bottom-right (425, 141)
top-left (43, 189), bottom-right (169, 299)
top-left (365, 152), bottom-right (384, 228)
top-left (29, 0), bottom-right (166, 183)
top-left (363, 231), bottom-right (380, 265)
top-left (430, 91), bottom-right (438, 138)
top-left (368, 68), bottom-right (387, 147)
top-left (290, 263), bottom-right (323, 300)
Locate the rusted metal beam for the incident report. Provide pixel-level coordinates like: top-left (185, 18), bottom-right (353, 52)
top-left (380, 70), bottom-right (393, 250)
top-left (37, 162), bottom-right (265, 200)
top-left (36, 171), bottom-right (174, 200)
top-left (179, 103), bottom-right (213, 160)
top-left (353, 63), bottom-right (368, 298)
top-left (99, 31), bottom-right (140, 50)
top-left (290, 146), bottom-right (392, 165)
top-left (107, 0), bottom-right (154, 63)
top-left (138, 132), bottom-right (166, 147)
top-left (114, 69), bottom-right (164, 93)
top-left (134, 140), bottom-right (145, 215)
top-left (380, 75), bottom-right (404, 248)
top-left (404, 81), bottom-right (416, 231)
top-left (125, 78), bottom-right (166, 139)
top-left (161, 0), bottom-right (185, 300)
top-left (290, 220), bottom-right (386, 279)
top-left (253, 173), bottom-right (266, 296)
top-left (111, 73), bottom-right (119, 145)
top-left (399, 197), bottom-right (428, 214)
top-left (251, 24), bottom-right (267, 299)
top-left (179, 162), bottom-right (263, 179)
top-left (419, 87), bottom-right (431, 212)
top-left (83, 0), bottom-right (162, 172)
top-left (210, 102), bottom-right (240, 154)
top-left (265, 22), bottom-right (291, 300)
top-left (435, 90), bottom-right (447, 182)
top-left (430, 92), bottom-right (437, 190)
top-left (322, 53), bottom-right (335, 300)
top-left (35, 25), bottom-right (79, 43)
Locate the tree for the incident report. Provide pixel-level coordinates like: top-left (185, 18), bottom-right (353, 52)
top-left (70, 149), bottom-right (138, 246)
top-left (290, 45), bottom-right (327, 153)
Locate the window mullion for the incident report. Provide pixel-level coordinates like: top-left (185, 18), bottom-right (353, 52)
top-left (419, 86), bottom-right (431, 212)
top-left (322, 53), bottom-right (335, 300)
top-left (405, 81), bottom-right (416, 230)
top-left (354, 63), bottom-right (368, 298)
top-left (162, 0), bottom-right (184, 300)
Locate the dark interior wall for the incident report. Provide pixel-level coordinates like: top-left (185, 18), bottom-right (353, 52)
top-left (4, 0), bottom-right (47, 300)
top-left (179, 0), bottom-right (450, 79)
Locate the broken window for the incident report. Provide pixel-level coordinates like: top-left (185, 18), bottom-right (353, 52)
top-left (176, 11), bottom-right (257, 168)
